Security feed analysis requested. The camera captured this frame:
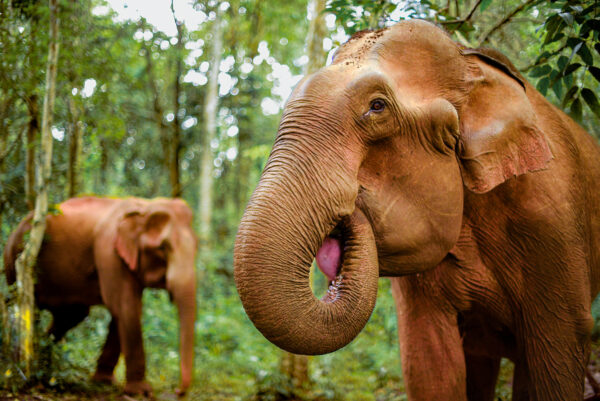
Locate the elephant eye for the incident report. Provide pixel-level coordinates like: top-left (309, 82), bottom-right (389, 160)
top-left (370, 99), bottom-right (386, 112)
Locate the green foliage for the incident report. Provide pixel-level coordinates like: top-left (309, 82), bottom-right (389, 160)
top-left (530, 1), bottom-right (600, 124)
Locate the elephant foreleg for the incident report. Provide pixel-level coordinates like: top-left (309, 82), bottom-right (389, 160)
top-left (391, 277), bottom-right (467, 401)
top-left (93, 316), bottom-right (121, 384)
top-left (464, 353), bottom-right (500, 401)
top-left (113, 281), bottom-right (151, 396)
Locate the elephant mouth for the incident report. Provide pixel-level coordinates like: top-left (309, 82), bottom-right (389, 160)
top-left (316, 220), bottom-right (348, 302)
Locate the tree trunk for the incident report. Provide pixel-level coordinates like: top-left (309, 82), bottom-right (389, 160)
top-left (170, 0), bottom-right (183, 198)
top-left (305, 0), bottom-right (328, 76)
top-left (25, 95), bottom-right (39, 209)
top-left (141, 20), bottom-right (171, 194)
top-left (280, 0), bottom-right (328, 389)
top-left (14, 0), bottom-right (59, 377)
top-left (99, 137), bottom-right (108, 191)
top-left (67, 95), bottom-right (82, 198)
top-left (198, 9), bottom-right (222, 249)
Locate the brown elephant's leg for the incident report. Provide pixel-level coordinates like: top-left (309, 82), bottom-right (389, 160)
top-left (114, 281), bottom-right (151, 395)
top-left (511, 360), bottom-right (530, 401)
top-left (391, 277), bottom-right (467, 401)
top-left (464, 354), bottom-right (500, 401)
top-left (49, 305), bottom-right (89, 341)
top-left (93, 316), bottom-right (121, 384)
top-left (97, 254), bottom-right (151, 395)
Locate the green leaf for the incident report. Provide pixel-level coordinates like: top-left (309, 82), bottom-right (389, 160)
top-left (567, 41), bottom-right (583, 64)
top-left (563, 63), bottom-right (581, 76)
top-left (570, 97), bottom-right (583, 122)
top-left (559, 12), bottom-right (574, 26)
top-left (581, 88), bottom-right (600, 119)
top-left (530, 64), bottom-right (551, 77)
top-left (563, 71), bottom-right (574, 89)
top-left (569, 5), bottom-right (583, 13)
top-left (557, 55), bottom-right (569, 71)
top-left (480, 0), bottom-right (493, 12)
top-left (537, 77), bottom-right (550, 96)
top-left (589, 66), bottom-right (600, 83)
top-left (552, 78), bottom-right (563, 99)
top-left (595, 43), bottom-right (600, 56)
top-left (589, 19), bottom-right (600, 32)
top-left (543, 16), bottom-right (563, 45)
top-left (562, 85), bottom-right (579, 108)
top-left (579, 44), bottom-right (594, 65)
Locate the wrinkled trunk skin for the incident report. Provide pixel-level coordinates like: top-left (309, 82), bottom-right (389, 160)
top-left (234, 129), bottom-right (379, 355)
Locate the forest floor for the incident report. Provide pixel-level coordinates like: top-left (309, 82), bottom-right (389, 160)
top-left (2, 343), bottom-right (600, 401)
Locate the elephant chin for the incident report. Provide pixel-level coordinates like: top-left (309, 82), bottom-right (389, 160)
top-left (235, 207), bottom-right (380, 355)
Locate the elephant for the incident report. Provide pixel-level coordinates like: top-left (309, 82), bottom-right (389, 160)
top-left (3, 196), bottom-right (197, 395)
top-left (234, 20), bottom-right (600, 401)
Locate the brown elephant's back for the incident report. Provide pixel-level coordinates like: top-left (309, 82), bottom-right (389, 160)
top-left (36, 197), bottom-right (119, 308)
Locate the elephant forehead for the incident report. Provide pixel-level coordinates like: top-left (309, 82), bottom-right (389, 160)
top-left (289, 63), bottom-right (378, 106)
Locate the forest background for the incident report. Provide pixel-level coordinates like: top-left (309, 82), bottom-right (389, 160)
top-left (0, 0), bottom-right (599, 400)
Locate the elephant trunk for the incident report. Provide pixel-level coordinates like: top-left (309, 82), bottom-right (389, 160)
top-left (234, 124), bottom-right (379, 355)
top-left (168, 264), bottom-right (196, 394)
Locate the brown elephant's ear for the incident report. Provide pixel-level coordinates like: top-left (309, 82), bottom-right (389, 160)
top-left (458, 48), bottom-right (553, 194)
top-left (115, 211), bottom-right (143, 271)
top-left (143, 211), bottom-right (172, 248)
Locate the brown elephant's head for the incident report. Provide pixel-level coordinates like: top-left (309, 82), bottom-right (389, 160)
top-left (115, 198), bottom-right (197, 392)
top-left (234, 20), bottom-right (552, 355)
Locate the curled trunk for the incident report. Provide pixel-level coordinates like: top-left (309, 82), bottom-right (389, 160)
top-left (234, 134), bottom-right (379, 354)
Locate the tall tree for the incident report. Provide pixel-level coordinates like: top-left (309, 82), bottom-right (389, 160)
top-left (13, 0), bottom-right (59, 376)
top-left (170, 0), bottom-right (184, 198)
top-left (198, 8), bottom-right (223, 248)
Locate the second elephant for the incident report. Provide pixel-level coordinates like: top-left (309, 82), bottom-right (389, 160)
top-left (4, 196), bottom-right (197, 395)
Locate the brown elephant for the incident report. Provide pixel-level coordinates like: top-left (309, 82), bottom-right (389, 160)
top-left (234, 20), bottom-right (600, 400)
top-left (4, 196), bottom-right (197, 395)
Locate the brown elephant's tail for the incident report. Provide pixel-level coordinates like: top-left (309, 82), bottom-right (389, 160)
top-left (3, 213), bottom-right (33, 285)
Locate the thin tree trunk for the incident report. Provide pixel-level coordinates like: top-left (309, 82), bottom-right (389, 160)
top-left (198, 9), bottom-right (222, 248)
top-left (170, 0), bottom-right (183, 198)
top-left (305, 0), bottom-right (328, 76)
top-left (67, 95), bottom-right (82, 198)
top-left (25, 95), bottom-right (38, 209)
top-left (66, 0), bottom-right (82, 198)
top-left (280, 0), bottom-right (328, 390)
top-left (141, 20), bottom-right (171, 192)
top-left (14, 0), bottom-right (59, 377)
top-left (99, 137), bottom-right (108, 190)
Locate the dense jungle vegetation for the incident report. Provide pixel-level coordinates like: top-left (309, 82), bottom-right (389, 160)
top-left (1, 0), bottom-right (599, 400)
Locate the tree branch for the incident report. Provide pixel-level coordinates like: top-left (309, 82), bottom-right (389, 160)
top-left (478, 0), bottom-right (540, 46)
top-left (520, 43), bottom-right (568, 73)
top-left (438, 0), bottom-right (481, 34)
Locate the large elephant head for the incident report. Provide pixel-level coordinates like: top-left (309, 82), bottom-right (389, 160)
top-left (113, 198), bottom-right (197, 391)
top-left (234, 20), bottom-right (552, 355)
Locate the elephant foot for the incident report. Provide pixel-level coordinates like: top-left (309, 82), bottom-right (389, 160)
top-left (92, 371), bottom-right (116, 385)
top-left (124, 380), bottom-right (153, 397)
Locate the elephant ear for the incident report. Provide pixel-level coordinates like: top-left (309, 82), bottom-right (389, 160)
top-left (458, 48), bottom-right (553, 194)
top-left (115, 211), bottom-right (144, 271)
top-left (142, 211), bottom-right (172, 249)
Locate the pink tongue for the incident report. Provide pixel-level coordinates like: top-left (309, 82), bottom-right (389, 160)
top-left (316, 236), bottom-right (342, 281)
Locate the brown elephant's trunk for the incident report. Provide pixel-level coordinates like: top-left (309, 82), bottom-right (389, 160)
top-left (234, 125), bottom-right (379, 355)
top-left (168, 264), bottom-right (196, 394)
